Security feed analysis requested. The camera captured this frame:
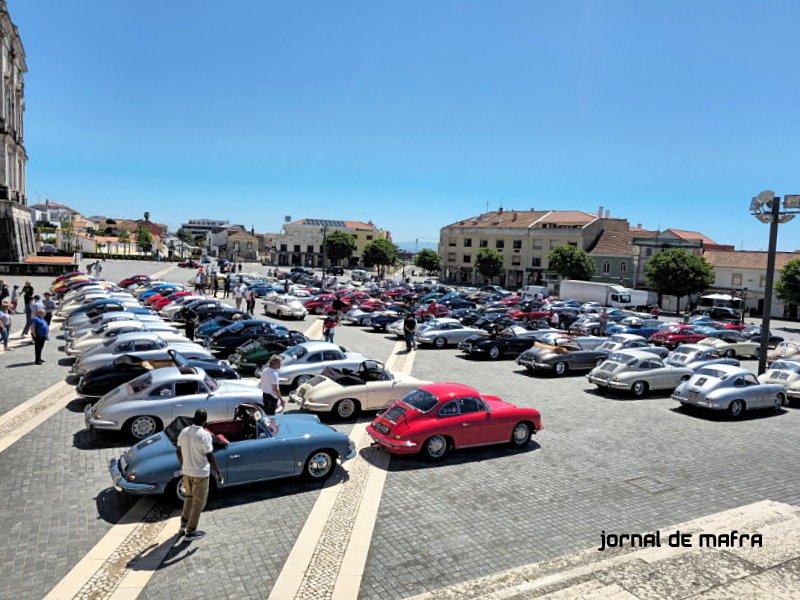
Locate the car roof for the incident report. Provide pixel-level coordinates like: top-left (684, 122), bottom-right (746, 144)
top-left (148, 366), bottom-right (207, 384)
top-left (672, 344), bottom-right (710, 352)
top-left (297, 341), bottom-right (344, 350)
top-left (110, 332), bottom-right (164, 343)
top-left (613, 349), bottom-right (663, 361)
top-left (419, 382), bottom-right (480, 400)
top-left (609, 333), bottom-right (647, 341)
top-left (697, 364), bottom-right (750, 377)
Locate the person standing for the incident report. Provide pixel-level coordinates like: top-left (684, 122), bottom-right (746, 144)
top-left (650, 304), bottom-right (661, 318)
top-left (259, 355), bottom-right (284, 415)
top-left (20, 281), bottom-right (34, 336)
top-left (223, 274), bottom-right (231, 298)
top-left (30, 309), bottom-right (49, 364)
top-left (403, 313), bottom-right (417, 353)
top-left (176, 409), bottom-right (223, 540)
top-left (42, 293), bottom-right (57, 325)
top-left (599, 308), bottom-right (609, 336)
top-left (184, 307), bottom-right (198, 341)
top-left (0, 279), bottom-right (8, 304)
top-left (323, 314), bottom-right (336, 343)
top-left (212, 273), bottom-right (219, 298)
top-left (548, 309), bottom-right (560, 329)
top-left (246, 287), bottom-right (256, 314)
top-left (0, 301), bottom-right (11, 351)
top-left (233, 282), bottom-right (245, 309)
top-left (30, 295), bottom-right (45, 316)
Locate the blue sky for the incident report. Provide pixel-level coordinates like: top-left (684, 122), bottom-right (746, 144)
top-left (11, 1), bottom-right (800, 249)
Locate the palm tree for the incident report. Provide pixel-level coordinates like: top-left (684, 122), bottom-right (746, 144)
top-left (61, 219), bottom-right (74, 252)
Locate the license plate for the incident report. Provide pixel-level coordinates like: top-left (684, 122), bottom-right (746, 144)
top-left (687, 390), bottom-right (698, 400)
top-left (374, 422), bottom-right (389, 435)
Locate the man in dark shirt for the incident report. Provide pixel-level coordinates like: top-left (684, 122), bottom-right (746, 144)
top-left (20, 281), bottom-right (34, 336)
top-left (403, 314), bottom-right (417, 353)
top-left (30, 309), bottom-right (49, 365)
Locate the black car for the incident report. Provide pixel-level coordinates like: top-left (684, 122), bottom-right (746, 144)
top-left (692, 306), bottom-right (742, 323)
top-left (369, 313), bottom-right (406, 332)
top-left (197, 307), bottom-right (252, 326)
top-left (75, 349), bottom-right (239, 400)
top-left (327, 266), bottom-right (345, 276)
top-left (442, 298), bottom-right (477, 310)
top-left (473, 313), bottom-right (521, 332)
top-left (174, 299), bottom-right (223, 322)
top-left (228, 331), bottom-right (309, 371)
top-left (458, 329), bottom-right (540, 360)
top-left (449, 308), bottom-right (482, 326)
top-left (203, 319), bottom-right (287, 355)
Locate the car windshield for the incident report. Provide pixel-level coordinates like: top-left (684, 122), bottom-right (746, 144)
top-left (283, 346), bottom-right (307, 360)
top-left (608, 352), bottom-right (638, 366)
top-left (102, 337), bottom-right (117, 347)
top-left (400, 389), bottom-right (439, 413)
top-left (771, 361), bottom-right (800, 374)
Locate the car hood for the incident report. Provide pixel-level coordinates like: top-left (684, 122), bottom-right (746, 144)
top-left (274, 414), bottom-right (344, 439)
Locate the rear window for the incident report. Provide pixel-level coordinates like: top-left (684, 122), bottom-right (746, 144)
top-left (608, 352), bottom-right (637, 366)
top-left (771, 361), bottom-right (800, 374)
top-left (399, 389), bottom-right (438, 413)
top-left (696, 367), bottom-right (728, 380)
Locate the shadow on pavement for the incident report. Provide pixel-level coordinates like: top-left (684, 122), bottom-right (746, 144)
top-left (66, 397), bottom-right (91, 413)
top-left (73, 428), bottom-right (130, 451)
top-left (5, 361), bottom-right (34, 368)
top-left (58, 357), bottom-right (75, 367)
top-left (360, 440), bottom-right (541, 472)
top-left (670, 405), bottom-right (789, 422)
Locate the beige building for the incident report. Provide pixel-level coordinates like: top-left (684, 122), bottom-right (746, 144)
top-left (439, 208), bottom-right (628, 287)
top-left (270, 218), bottom-right (390, 267)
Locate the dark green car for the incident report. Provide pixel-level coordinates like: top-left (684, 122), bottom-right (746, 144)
top-left (229, 331), bottom-right (308, 372)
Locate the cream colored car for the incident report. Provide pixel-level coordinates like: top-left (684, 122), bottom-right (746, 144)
top-left (698, 334), bottom-right (760, 359)
top-left (289, 360), bottom-right (430, 419)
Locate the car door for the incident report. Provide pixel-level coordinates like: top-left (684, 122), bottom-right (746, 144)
top-left (458, 397), bottom-right (504, 445)
top-left (738, 373), bottom-right (767, 408)
top-left (361, 367), bottom-right (394, 411)
top-left (435, 399), bottom-right (465, 445)
top-left (225, 427), bottom-right (296, 484)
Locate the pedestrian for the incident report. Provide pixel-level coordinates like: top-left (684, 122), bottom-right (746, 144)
top-left (549, 309), bottom-right (560, 329)
top-left (284, 279), bottom-right (290, 294)
top-left (30, 295), bottom-right (45, 316)
top-left (238, 262), bottom-right (242, 273)
top-left (233, 282), bottom-right (245, 309)
top-left (42, 292), bottom-right (57, 325)
top-left (223, 273), bottom-right (231, 298)
top-left (0, 300), bottom-right (11, 351)
top-left (94, 260), bottom-right (102, 278)
top-left (194, 271), bottom-right (203, 293)
top-left (259, 355), bottom-right (284, 415)
top-left (246, 287), bottom-right (256, 314)
top-left (403, 313), bottom-right (417, 353)
top-left (599, 308), bottom-right (609, 336)
top-left (30, 309), bottom-right (49, 364)
top-left (323, 314), bottom-right (336, 343)
top-left (212, 273), bottom-right (219, 297)
top-left (176, 409), bottom-right (223, 540)
top-left (332, 295), bottom-right (345, 320)
top-left (0, 279), bottom-right (8, 304)
top-left (184, 307), bottom-right (197, 341)
top-left (10, 284), bottom-right (19, 313)
top-left (650, 304), bottom-right (661, 318)
top-left (20, 281), bottom-right (34, 336)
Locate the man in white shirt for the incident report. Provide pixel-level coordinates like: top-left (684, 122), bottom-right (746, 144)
top-left (233, 282), bottom-right (245, 309)
top-left (176, 409), bottom-right (223, 540)
top-left (259, 355), bottom-right (284, 415)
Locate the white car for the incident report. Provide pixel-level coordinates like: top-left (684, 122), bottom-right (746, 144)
top-left (758, 359), bottom-right (800, 399)
top-left (256, 341), bottom-right (368, 388)
top-left (65, 312), bottom-right (165, 341)
top-left (289, 360), bottom-right (430, 419)
top-left (415, 321), bottom-right (487, 348)
top-left (587, 349), bottom-right (693, 396)
top-left (698, 334), bottom-right (760, 359)
top-left (263, 294), bottom-right (308, 320)
top-left (66, 320), bottom-right (179, 355)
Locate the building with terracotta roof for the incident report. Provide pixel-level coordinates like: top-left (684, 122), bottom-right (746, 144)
top-left (439, 207), bottom-right (628, 287)
top-left (703, 250), bottom-right (800, 318)
top-left (267, 218), bottom-right (391, 268)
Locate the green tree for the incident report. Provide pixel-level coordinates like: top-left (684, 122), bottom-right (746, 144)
top-left (776, 259), bottom-right (800, 307)
top-left (136, 223), bottom-right (153, 252)
top-left (61, 219), bottom-right (74, 252)
top-left (325, 230), bottom-right (357, 265)
top-left (177, 228), bottom-right (194, 244)
top-left (414, 248), bottom-right (443, 273)
top-left (547, 245), bottom-right (596, 280)
top-left (645, 249), bottom-right (714, 311)
top-left (362, 238), bottom-right (399, 277)
top-left (118, 228), bottom-right (130, 255)
top-left (475, 248), bottom-right (505, 282)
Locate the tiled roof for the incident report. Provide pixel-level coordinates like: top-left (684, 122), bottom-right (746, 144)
top-left (289, 218), bottom-right (380, 231)
top-left (704, 250), bottom-right (800, 270)
top-left (343, 221), bottom-right (379, 230)
top-left (664, 229), bottom-right (717, 245)
top-left (589, 231), bottom-right (635, 256)
top-left (443, 210), bottom-right (598, 229)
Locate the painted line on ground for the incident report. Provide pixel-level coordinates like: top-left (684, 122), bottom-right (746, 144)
top-left (150, 264), bottom-right (178, 280)
top-left (0, 377), bottom-right (74, 455)
top-left (268, 341), bottom-right (415, 600)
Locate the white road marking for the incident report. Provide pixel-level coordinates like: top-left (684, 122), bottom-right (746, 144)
top-left (0, 377), bottom-right (73, 454)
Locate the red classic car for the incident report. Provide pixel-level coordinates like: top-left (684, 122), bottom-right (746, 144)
top-left (119, 275), bottom-right (151, 288)
top-left (414, 303), bottom-right (451, 319)
top-left (152, 291), bottom-right (195, 311)
top-left (648, 325), bottom-right (707, 349)
top-left (367, 383), bottom-right (543, 461)
top-left (177, 259), bottom-right (202, 268)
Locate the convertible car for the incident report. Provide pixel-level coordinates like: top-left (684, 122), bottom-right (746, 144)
top-left (698, 332), bottom-right (760, 359)
top-left (458, 327), bottom-right (540, 360)
top-left (289, 360), bottom-right (430, 419)
top-left (85, 367), bottom-right (262, 439)
top-left (255, 341), bottom-right (368, 388)
top-left (672, 364), bottom-right (786, 417)
top-left (588, 349), bottom-right (693, 396)
top-left (109, 404), bottom-right (356, 503)
top-left (366, 383), bottom-right (543, 461)
top-left (516, 336), bottom-right (607, 375)
top-left (76, 349), bottom-right (239, 399)
top-left (228, 331), bottom-right (309, 372)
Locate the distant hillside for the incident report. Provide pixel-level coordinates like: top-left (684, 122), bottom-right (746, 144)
top-left (395, 240), bottom-right (438, 252)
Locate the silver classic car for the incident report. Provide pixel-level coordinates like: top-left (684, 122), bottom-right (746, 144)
top-left (414, 321), bottom-right (487, 348)
top-left (255, 341), bottom-right (369, 388)
top-left (587, 349), bottom-right (693, 396)
top-left (595, 333), bottom-right (669, 359)
top-left (758, 359), bottom-right (800, 400)
top-left (664, 344), bottom-right (740, 371)
top-left (672, 364), bottom-right (787, 417)
top-left (85, 366), bottom-right (263, 439)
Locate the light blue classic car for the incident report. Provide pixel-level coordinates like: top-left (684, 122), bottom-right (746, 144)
top-left (672, 364), bottom-right (787, 418)
top-left (109, 404), bottom-right (356, 503)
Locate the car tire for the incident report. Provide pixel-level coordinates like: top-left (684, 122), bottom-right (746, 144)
top-left (421, 435), bottom-right (451, 462)
top-left (524, 365), bottom-right (535, 373)
top-left (631, 381), bottom-right (648, 397)
top-left (434, 337), bottom-right (447, 349)
top-left (592, 328), bottom-right (600, 336)
top-left (489, 347), bottom-right (501, 360)
top-left (125, 415), bottom-right (162, 441)
top-left (554, 361), bottom-right (567, 376)
top-left (773, 393), bottom-right (786, 410)
top-left (293, 374), bottom-right (314, 388)
top-left (728, 399), bottom-right (745, 418)
top-left (724, 349), bottom-right (736, 358)
top-left (509, 422), bottom-right (531, 448)
top-left (164, 476), bottom-right (187, 507)
top-left (334, 398), bottom-right (360, 420)
top-left (302, 449), bottom-right (336, 481)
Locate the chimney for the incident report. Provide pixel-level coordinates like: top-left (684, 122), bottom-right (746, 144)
top-left (637, 223), bottom-right (642, 229)
top-left (498, 207), bottom-right (504, 214)
top-left (597, 206), bottom-right (603, 217)
top-left (512, 212), bottom-right (518, 221)
top-left (530, 207), bottom-right (535, 211)
top-left (605, 209), bottom-right (611, 218)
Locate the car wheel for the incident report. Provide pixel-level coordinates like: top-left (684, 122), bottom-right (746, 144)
top-left (554, 361), bottom-right (566, 376)
top-left (421, 434), bottom-right (451, 461)
top-left (724, 349), bottom-right (736, 358)
top-left (293, 374), bottom-right (313, 388)
top-left (434, 337), bottom-right (447, 349)
top-left (489, 347), bottom-right (501, 360)
top-left (125, 415), bottom-right (162, 440)
top-left (509, 422), bottom-right (531, 448)
top-left (303, 450), bottom-right (335, 481)
top-left (592, 328), bottom-right (600, 336)
top-left (631, 381), bottom-right (648, 397)
top-left (524, 365), bottom-right (535, 373)
top-left (165, 476), bottom-right (187, 506)
top-left (728, 399), bottom-right (745, 418)
top-left (773, 393), bottom-right (786, 410)
top-left (334, 398), bottom-right (360, 420)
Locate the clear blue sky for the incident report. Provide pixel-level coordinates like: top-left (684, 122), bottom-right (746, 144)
top-left (11, 0), bottom-right (800, 249)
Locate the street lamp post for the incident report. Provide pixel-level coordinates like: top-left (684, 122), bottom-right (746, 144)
top-left (320, 227), bottom-right (328, 283)
top-left (749, 190), bottom-right (800, 374)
